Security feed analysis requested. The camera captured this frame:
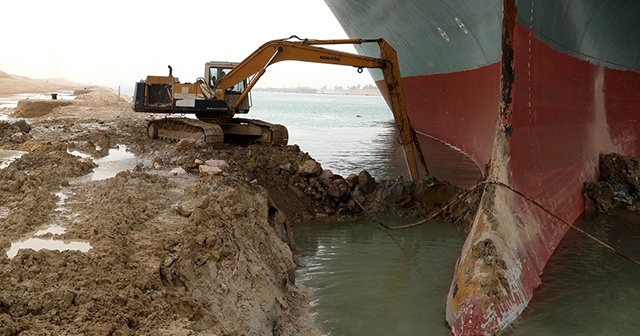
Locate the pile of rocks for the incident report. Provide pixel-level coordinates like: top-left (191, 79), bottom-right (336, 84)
top-left (583, 153), bottom-right (640, 213)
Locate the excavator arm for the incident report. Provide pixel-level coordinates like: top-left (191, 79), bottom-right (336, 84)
top-left (215, 36), bottom-right (427, 180)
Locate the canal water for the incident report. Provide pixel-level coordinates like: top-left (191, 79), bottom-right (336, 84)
top-left (294, 218), bottom-right (462, 335)
top-left (251, 91), bottom-right (640, 335)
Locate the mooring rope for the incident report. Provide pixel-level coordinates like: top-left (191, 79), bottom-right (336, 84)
top-left (350, 180), bottom-right (640, 266)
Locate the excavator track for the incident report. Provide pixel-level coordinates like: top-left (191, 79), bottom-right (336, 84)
top-left (147, 117), bottom-right (224, 148)
top-left (229, 118), bottom-right (288, 146)
top-left (146, 117), bottom-right (288, 147)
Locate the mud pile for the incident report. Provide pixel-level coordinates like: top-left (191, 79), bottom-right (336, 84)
top-left (0, 84), bottom-right (470, 335)
top-left (0, 87), bottom-right (320, 335)
top-left (157, 142), bottom-right (475, 229)
top-left (583, 153), bottom-right (640, 213)
top-left (12, 100), bottom-right (74, 118)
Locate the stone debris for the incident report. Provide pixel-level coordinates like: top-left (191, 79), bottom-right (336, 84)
top-left (583, 153), bottom-right (640, 213)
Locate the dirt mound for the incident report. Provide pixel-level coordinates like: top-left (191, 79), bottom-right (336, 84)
top-left (0, 82), bottom-right (472, 335)
top-left (12, 100), bottom-right (74, 118)
top-left (583, 153), bottom-right (640, 213)
top-left (0, 147), bottom-right (317, 335)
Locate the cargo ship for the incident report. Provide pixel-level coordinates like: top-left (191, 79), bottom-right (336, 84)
top-left (324, 0), bottom-right (640, 334)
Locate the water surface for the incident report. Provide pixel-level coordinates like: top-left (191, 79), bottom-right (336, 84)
top-left (295, 219), bottom-right (463, 336)
top-left (252, 91), bottom-right (408, 179)
top-left (272, 92), bottom-right (640, 335)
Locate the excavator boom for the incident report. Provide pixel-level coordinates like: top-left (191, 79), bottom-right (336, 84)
top-left (215, 36), bottom-right (424, 180)
top-left (133, 36), bottom-right (425, 180)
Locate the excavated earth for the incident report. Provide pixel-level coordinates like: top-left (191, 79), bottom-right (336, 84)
top-left (583, 152), bottom-right (640, 214)
top-left (0, 85), bottom-right (475, 335)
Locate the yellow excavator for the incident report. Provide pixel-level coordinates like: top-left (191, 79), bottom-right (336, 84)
top-left (132, 36), bottom-right (425, 180)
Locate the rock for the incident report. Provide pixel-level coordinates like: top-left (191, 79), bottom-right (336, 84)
top-left (358, 170), bottom-right (376, 194)
top-left (176, 138), bottom-right (197, 151)
top-left (169, 167), bottom-right (188, 176)
top-left (352, 189), bottom-right (365, 204)
top-left (346, 173), bottom-right (359, 188)
top-left (378, 182), bottom-right (413, 207)
top-left (175, 198), bottom-right (203, 217)
top-left (8, 118), bottom-right (31, 133)
top-left (9, 132), bottom-right (29, 143)
top-left (194, 158), bottom-right (204, 165)
top-left (199, 165), bottom-right (223, 176)
top-left (600, 153), bottom-right (640, 193)
top-left (205, 159), bottom-right (230, 170)
top-left (279, 163), bottom-right (292, 173)
top-left (328, 179), bottom-right (348, 199)
top-left (319, 169), bottom-right (333, 180)
top-left (583, 153), bottom-right (640, 213)
top-left (297, 159), bottom-right (322, 177)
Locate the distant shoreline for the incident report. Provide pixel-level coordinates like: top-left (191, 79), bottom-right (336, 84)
top-left (254, 87), bottom-right (382, 96)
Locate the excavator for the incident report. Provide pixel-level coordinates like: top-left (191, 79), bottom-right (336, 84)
top-left (132, 36), bottom-right (425, 180)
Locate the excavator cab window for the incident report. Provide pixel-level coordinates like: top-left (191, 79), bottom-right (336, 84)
top-left (228, 78), bottom-right (245, 94)
top-left (208, 67), bottom-right (218, 88)
top-left (208, 66), bottom-right (245, 93)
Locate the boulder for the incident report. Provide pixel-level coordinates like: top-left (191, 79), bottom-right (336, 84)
top-left (205, 159), bottom-right (230, 170)
top-left (319, 169), bottom-right (334, 180)
top-left (176, 138), bottom-right (197, 151)
top-left (358, 170), bottom-right (376, 194)
top-left (346, 173), bottom-right (359, 188)
top-left (328, 179), bottom-right (348, 199)
top-left (297, 159), bottom-right (322, 177)
top-left (8, 118), bottom-right (31, 133)
top-left (199, 165), bottom-right (222, 176)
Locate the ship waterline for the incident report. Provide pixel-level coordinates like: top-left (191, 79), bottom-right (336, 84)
top-left (324, 0), bottom-right (640, 334)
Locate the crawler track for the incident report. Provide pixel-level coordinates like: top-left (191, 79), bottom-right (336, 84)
top-left (146, 117), bottom-right (288, 147)
top-left (147, 118), bottom-right (224, 148)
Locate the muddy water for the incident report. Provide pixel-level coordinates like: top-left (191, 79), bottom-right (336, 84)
top-left (0, 91), bottom-right (75, 110)
top-left (4, 145), bottom-right (138, 258)
top-left (71, 144), bottom-right (137, 182)
top-left (5, 188), bottom-right (92, 259)
top-left (272, 92), bottom-right (640, 335)
top-left (294, 219), bottom-right (463, 336)
top-left (0, 149), bottom-right (27, 169)
top-left (504, 212), bottom-right (640, 335)
top-left (295, 214), bottom-right (640, 335)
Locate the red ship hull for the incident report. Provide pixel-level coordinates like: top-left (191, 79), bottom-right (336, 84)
top-left (445, 5), bottom-right (640, 334)
top-left (326, 0), bottom-right (640, 333)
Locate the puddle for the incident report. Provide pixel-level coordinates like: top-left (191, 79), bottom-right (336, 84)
top-left (5, 187), bottom-right (92, 259)
top-left (0, 97), bottom-right (18, 110)
top-left (0, 149), bottom-right (27, 169)
top-left (3, 145), bottom-right (135, 259)
top-left (67, 149), bottom-right (91, 159)
top-left (0, 91), bottom-right (75, 111)
top-left (71, 145), bottom-right (137, 183)
top-left (6, 238), bottom-right (92, 259)
top-left (35, 224), bottom-right (67, 236)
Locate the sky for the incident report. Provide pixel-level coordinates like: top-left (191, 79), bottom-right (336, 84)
top-left (0, 0), bottom-right (375, 91)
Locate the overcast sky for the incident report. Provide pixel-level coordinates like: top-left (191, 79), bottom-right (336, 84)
top-left (1, 0), bottom-right (375, 91)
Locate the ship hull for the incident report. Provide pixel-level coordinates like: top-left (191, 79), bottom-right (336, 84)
top-left (325, 0), bottom-right (640, 334)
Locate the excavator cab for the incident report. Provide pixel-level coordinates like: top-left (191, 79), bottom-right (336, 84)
top-left (204, 62), bottom-right (251, 114)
